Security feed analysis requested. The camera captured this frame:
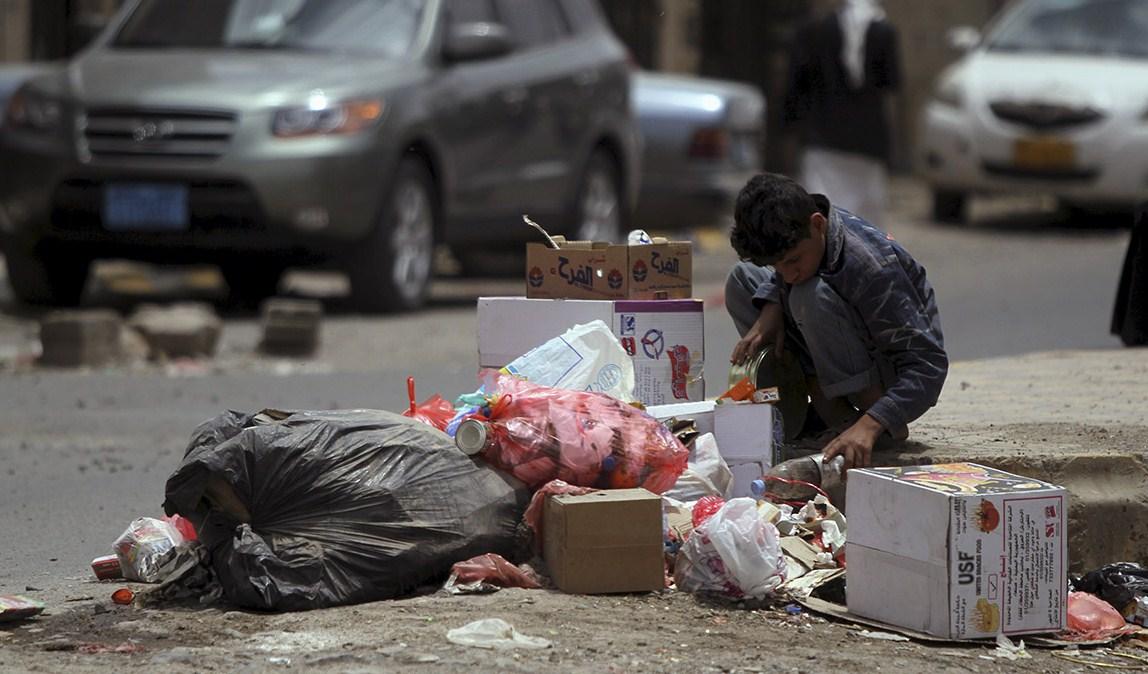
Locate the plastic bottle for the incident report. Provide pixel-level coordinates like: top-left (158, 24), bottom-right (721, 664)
top-left (750, 454), bottom-right (846, 503)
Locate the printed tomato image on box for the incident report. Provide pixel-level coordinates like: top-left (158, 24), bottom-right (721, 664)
top-left (845, 463), bottom-right (1067, 639)
top-left (614, 300), bottom-right (704, 405)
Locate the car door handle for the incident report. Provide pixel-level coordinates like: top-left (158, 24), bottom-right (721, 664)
top-left (501, 88), bottom-right (528, 107)
top-left (574, 70), bottom-right (600, 87)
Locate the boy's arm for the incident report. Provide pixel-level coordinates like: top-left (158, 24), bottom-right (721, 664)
top-left (849, 262), bottom-right (949, 441)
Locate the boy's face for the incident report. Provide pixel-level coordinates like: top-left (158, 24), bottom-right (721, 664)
top-left (771, 212), bottom-right (828, 285)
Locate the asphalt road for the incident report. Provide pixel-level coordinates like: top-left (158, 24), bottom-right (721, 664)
top-left (0, 178), bottom-right (1132, 601)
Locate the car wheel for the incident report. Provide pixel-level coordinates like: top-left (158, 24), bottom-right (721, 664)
top-left (5, 249), bottom-right (90, 306)
top-left (347, 157), bottom-right (436, 312)
top-left (932, 189), bottom-right (968, 224)
top-left (573, 150), bottom-right (623, 242)
top-left (220, 262), bottom-right (284, 310)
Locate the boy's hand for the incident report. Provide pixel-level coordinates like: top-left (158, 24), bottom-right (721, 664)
top-left (731, 301), bottom-right (784, 365)
top-left (822, 414), bottom-right (885, 471)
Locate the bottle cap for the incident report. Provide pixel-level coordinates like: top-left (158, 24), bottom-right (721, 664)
top-left (455, 419), bottom-right (491, 456)
top-left (750, 478), bottom-right (767, 499)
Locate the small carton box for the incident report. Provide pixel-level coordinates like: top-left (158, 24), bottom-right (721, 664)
top-left (713, 400), bottom-right (775, 462)
top-left (544, 488), bottom-right (665, 594)
top-left (846, 463), bottom-right (1068, 639)
top-left (526, 239), bottom-right (692, 300)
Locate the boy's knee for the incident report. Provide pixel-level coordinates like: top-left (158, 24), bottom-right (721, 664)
top-left (788, 277), bottom-right (846, 325)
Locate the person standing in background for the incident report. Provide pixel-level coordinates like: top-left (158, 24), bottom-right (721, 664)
top-left (782, 0), bottom-right (902, 224)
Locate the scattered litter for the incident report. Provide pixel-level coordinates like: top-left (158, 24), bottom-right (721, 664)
top-left (442, 553), bottom-right (542, 595)
top-left (0, 595), bottom-right (46, 623)
top-left (113, 516), bottom-right (194, 583)
top-left (674, 498), bottom-right (786, 600)
top-left (445, 618), bottom-right (552, 650)
top-left (91, 554), bottom-right (123, 581)
top-left (784, 604), bottom-right (802, 616)
top-left (267, 657), bottom-right (291, 666)
top-left (1065, 591), bottom-right (1138, 640)
top-left (111, 588), bottom-right (135, 605)
top-left (990, 634), bottom-right (1030, 660)
top-left (76, 641), bottom-right (145, 654)
top-left (1052, 649), bottom-right (1148, 669)
top-left (858, 630), bottom-right (910, 642)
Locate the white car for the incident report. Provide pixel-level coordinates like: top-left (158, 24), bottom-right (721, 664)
top-left (919, 0), bottom-right (1148, 222)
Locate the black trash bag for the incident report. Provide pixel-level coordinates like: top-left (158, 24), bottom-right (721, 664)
top-left (1071, 562), bottom-right (1148, 614)
top-left (163, 408), bottom-right (529, 611)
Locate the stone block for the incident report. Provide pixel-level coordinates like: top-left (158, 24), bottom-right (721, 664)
top-left (128, 302), bottom-right (222, 360)
top-left (259, 298), bottom-right (322, 356)
top-left (39, 310), bottom-right (122, 368)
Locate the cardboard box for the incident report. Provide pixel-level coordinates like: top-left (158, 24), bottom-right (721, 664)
top-left (727, 459), bottom-right (769, 499)
top-left (845, 463), bottom-right (1068, 639)
top-left (713, 401), bottom-right (775, 461)
top-left (477, 297), bottom-right (704, 404)
top-left (646, 401), bottom-right (716, 437)
top-left (543, 488), bottom-right (665, 594)
top-left (526, 239), bottom-right (692, 300)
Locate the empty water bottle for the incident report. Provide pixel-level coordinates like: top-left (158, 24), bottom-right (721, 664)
top-left (751, 454), bottom-right (846, 504)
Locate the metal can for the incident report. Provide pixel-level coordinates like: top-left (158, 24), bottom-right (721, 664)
top-left (727, 346), bottom-right (809, 444)
top-left (455, 419), bottom-right (495, 456)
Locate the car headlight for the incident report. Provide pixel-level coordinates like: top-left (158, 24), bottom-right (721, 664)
top-left (4, 87), bottom-right (63, 132)
top-left (932, 76), bottom-right (964, 110)
top-left (272, 98), bottom-right (384, 138)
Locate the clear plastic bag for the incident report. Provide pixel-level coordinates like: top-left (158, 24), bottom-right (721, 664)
top-left (673, 498), bottom-right (786, 600)
top-left (113, 517), bottom-right (187, 583)
top-left (470, 372), bottom-right (689, 491)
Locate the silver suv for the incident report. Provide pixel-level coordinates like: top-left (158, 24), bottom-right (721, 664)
top-left (0, 0), bottom-right (638, 311)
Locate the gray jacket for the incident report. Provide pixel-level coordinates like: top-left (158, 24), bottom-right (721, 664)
top-left (752, 200), bottom-right (947, 438)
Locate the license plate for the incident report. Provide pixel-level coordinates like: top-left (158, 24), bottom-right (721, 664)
top-left (103, 184), bottom-right (189, 231)
top-left (1013, 137), bottom-right (1075, 171)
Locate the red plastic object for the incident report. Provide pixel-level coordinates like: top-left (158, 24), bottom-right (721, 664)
top-left (162, 514), bottom-right (197, 542)
top-left (90, 555), bottom-right (123, 581)
top-left (401, 377), bottom-right (455, 432)
top-left (111, 588), bottom-right (135, 605)
top-left (692, 495), bottom-right (726, 528)
top-left (472, 371), bottom-right (689, 492)
top-left (1066, 591), bottom-right (1129, 639)
top-left (450, 553), bottom-right (542, 589)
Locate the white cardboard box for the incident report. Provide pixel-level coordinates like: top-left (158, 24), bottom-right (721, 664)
top-left (478, 297), bottom-right (704, 404)
top-left (727, 459), bottom-right (769, 499)
top-left (648, 401), bottom-right (775, 462)
top-left (845, 463), bottom-right (1068, 639)
top-left (646, 401), bottom-right (716, 437)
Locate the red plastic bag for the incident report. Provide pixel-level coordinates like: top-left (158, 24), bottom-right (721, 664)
top-left (450, 553), bottom-right (542, 589)
top-left (473, 372), bottom-right (689, 492)
top-left (692, 495), bottom-right (726, 528)
top-left (400, 377), bottom-right (455, 432)
top-left (163, 514), bottom-right (198, 542)
top-left (1066, 591), bottom-right (1132, 639)
top-left (403, 394), bottom-right (455, 431)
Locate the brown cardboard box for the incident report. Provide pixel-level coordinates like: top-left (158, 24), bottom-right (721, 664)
top-left (526, 238), bottom-right (692, 300)
top-left (543, 488), bottom-right (665, 594)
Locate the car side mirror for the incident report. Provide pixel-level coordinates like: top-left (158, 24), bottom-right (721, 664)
top-left (443, 22), bottom-right (513, 63)
top-left (947, 26), bottom-right (981, 52)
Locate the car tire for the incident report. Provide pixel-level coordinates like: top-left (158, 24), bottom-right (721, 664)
top-left (572, 149), bottom-right (624, 242)
top-left (347, 156), bottom-right (436, 313)
top-left (932, 189), bottom-right (968, 224)
top-left (220, 262), bottom-right (284, 310)
top-left (5, 249), bottom-right (90, 307)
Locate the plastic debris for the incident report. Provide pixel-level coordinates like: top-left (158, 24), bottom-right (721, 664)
top-left (445, 618), bottom-right (552, 650)
top-left (674, 498), bottom-right (786, 600)
top-left (858, 629), bottom-right (910, 642)
top-left (111, 588), bottom-right (135, 605)
top-left (991, 634), bottom-right (1030, 661)
top-left (113, 517), bottom-right (189, 583)
top-left (1066, 591), bottom-right (1133, 640)
top-left (0, 595), bottom-right (46, 623)
top-left (442, 554), bottom-right (542, 595)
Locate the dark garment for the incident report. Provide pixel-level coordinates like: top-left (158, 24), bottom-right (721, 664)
top-left (747, 199), bottom-right (947, 439)
top-left (783, 13), bottom-right (901, 165)
top-left (1112, 202), bottom-right (1148, 346)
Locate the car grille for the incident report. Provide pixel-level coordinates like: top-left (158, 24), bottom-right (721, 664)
top-left (51, 178), bottom-right (265, 232)
top-left (81, 107), bottom-right (238, 160)
top-left (989, 101), bottom-right (1104, 130)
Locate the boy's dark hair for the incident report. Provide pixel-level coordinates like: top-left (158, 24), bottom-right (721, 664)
top-left (730, 173), bottom-right (818, 264)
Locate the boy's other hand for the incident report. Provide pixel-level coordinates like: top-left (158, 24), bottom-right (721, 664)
top-left (822, 414), bottom-right (885, 471)
top-left (731, 301), bottom-right (785, 364)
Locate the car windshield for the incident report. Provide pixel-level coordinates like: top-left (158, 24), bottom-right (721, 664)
top-left (113, 0), bottom-right (426, 57)
top-left (986, 0), bottom-right (1148, 59)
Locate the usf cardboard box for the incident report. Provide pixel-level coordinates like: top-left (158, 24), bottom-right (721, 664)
top-left (544, 488), bottom-right (664, 594)
top-left (526, 237), bottom-right (692, 300)
top-left (477, 297), bottom-right (705, 404)
top-left (846, 463), bottom-right (1068, 639)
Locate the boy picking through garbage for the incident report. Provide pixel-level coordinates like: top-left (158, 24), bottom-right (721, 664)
top-left (725, 173), bottom-right (947, 470)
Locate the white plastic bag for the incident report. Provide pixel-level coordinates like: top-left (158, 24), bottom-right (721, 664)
top-left (501, 320), bottom-right (635, 401)
top-left (446, 618), bottom-right (552, 650)
top-left (664, 433), bottom-right (734, 502)
top-left (673, 498), bottom-right (786, 600)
